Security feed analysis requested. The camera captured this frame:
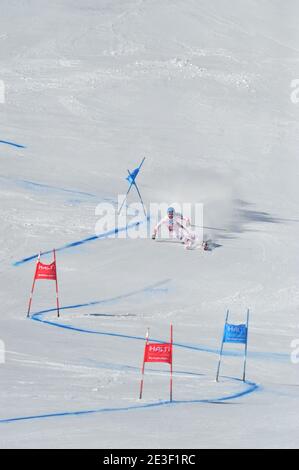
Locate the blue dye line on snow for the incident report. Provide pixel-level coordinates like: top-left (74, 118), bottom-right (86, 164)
top-left (0, 380), bottom-right (259, 424)
top-left (13, 216), bottom-right (150, 266)
top-left (0, 175), bottom-right (118, 205)
top-left (30, 292), bottom-right (289, 363)
top-left (32, 313), bottom-right (288, 362)
top-left (0, 140), bottom-right (26, 149)
top-left (0, 281), bottom-right (261, 425)
top-left (19, 179), bottom-right (97, 198)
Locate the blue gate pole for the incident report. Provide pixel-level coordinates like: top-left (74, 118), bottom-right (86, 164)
top-left (133, 181), bottom-right (147, 216)
top-left (242, 309), bottom-right (250, 382)
top-left (216, 309), bottom-right (229, 382)
top-left (118, 180), bottom-right (134, 215)
top-left (118, 157), bottom-right (146, 215)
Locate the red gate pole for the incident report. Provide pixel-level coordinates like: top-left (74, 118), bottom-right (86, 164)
top-left (139, 328), bottom-right (149, 399)
top-left (53, 249), bottom-right (60, 318)
top-left (170, 324), bottom-right (173, 402)
top-left (27, 252), bottom-right (41, 318)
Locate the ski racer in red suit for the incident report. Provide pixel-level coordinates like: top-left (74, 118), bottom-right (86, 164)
top-left (151, 207), bottom-right (197, 249)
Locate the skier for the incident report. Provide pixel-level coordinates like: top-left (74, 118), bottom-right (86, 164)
top-left (151, 207), bottom-right (197, 249)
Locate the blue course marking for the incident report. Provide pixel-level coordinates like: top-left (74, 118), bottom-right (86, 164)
top-left (31, 294), bottom-right (289, 363)
top-left (0, 175), bottom-right (118, 205)
top-left (0, 140), bottom-right (26, 149)
top-left (13, 216), bottom-right (150, 266)
top-left (0, 379), bottom-right (259, 424)
top-left (29, 279), bottom-right (287, 363)
top-left (0, 281), bottom-right (260, 425)
top-left (18, 179), bottom-right (97, 198)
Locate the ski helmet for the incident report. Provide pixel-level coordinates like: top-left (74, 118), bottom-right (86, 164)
top-left (167, 207), bottom-right (175, 216)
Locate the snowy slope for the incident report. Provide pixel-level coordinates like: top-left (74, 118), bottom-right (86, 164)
top-left (0, 0), bottom-right (299, 448)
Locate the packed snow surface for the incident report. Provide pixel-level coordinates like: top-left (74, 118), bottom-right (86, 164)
top-left (0, 0), bottom-right (299, 448)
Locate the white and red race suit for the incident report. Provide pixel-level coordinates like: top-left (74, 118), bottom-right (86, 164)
top-left (152, 212), bottom-right (195, 245)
